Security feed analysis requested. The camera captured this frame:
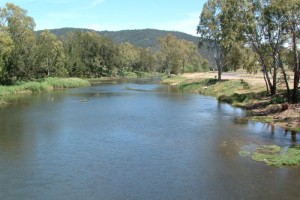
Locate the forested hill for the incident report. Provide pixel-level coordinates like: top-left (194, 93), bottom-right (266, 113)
top-left (100, 29), bottom-right (199, 50)
top-left (37, 28), bottom-right (198, 49)
top-left (36, 28), bottom-right (213, 64)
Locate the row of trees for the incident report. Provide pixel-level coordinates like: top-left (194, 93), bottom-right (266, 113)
top-left (0, 3), bottom-right (208, 85)
top-left (198, 0), bottom-right (300, 103)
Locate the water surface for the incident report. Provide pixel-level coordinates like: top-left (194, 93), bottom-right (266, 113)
top-left (0, 79), bottom-right (299, 200)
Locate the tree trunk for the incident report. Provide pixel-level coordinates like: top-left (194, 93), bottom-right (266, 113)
top-left (292, 23), bottom-right (300, 103)
top-left (167, 60), bottom-right (171, 78)
top-left (217, 64), bottom-right (222, 81)
top-left (278, 54), bottom-right (290, 101)
top-left (263, 69), bottom-right (270, 94)
top-left (262, 65), bottom-right (273, 95)
top-left (271, 53), bottom-right (278, 95)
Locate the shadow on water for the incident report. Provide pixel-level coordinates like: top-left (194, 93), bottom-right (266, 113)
top-left (233, 116), bottom-right (300, 145)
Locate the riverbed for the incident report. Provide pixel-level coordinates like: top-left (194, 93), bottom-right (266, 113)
top-left (0, 79), bottom-right (299, 200)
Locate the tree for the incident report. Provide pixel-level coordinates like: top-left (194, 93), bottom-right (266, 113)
top-left (159, 34), bottom-right (179, 77)
top-left (197, 0), bottom-right (243, 81)
top-left (63, 31), bottom-right (121, 78)
top-left (0, 3), bottom-right (36, 83)
top-left (36, 30), bottom-right (67, 78)
top-left (118, 42), bottom-right (140, 73)
top-left (139, 47), bottom-right (157, 72)
top-left (281, 0), bottom-right (300, 103)
top-left (238, 0), bottom-right (299, 98)
top-left (0, 31), bottom-right (14, 83)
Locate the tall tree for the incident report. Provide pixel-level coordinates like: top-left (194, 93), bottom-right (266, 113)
top-left (139, 47), bottom-right (157, 72)
top-left (36, 30), bottom-right (66, 78)
top-left (197, 0), bottom-right (243, 81)
top-left (118, 42), bottom-right (140, 73)
top-left (159, 34), bottom-right (180, 77)
top-left (0, 31), bottom-right (14, 83)
top-left (0, 3), bottom-right (36, 83)
top-left (282, 0), bottom-right (300, 103)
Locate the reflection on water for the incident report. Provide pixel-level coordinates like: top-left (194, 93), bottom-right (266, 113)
top-left (0, 79), bottom-right (299, 200)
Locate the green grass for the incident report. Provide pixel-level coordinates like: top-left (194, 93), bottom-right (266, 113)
top-left (43, 77), bottom-right (90, 89)
top-left (180, 78), bottom-right (250, 99)
top-left (161, 75), bottom-right (188, 85)
top-left (0, 77), bottom-right (90, 100)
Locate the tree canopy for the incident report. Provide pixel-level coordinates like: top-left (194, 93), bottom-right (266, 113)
top-left (198, 0), bottom-right (300, 103)
top-left (0, 3), bottom-right (209, 85)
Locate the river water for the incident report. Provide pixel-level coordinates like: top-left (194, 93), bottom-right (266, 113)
top-left (0, 79), bottom-right (299, 200)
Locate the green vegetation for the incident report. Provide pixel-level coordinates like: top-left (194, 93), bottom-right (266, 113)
top-left (161, 74), bottom-right (188, 85)
top-left (43, 77), bottom-right (90, 89)
top-left (0, 77), bottom-right (90, 98)
top-left (240, 145), bottom-right (300, 167)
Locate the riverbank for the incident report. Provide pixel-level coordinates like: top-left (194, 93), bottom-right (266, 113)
top-left (161, 72), bottom-right (300, 132)
top-left (0, 73), bottom-right (162, 106)
top-left (0, 77), bottom-right (90, 105)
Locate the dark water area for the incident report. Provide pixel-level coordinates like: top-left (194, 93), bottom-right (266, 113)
top-left (0, 78), bottom-right (299, 200)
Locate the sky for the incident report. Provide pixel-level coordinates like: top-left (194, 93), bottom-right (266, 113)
top-left (0, 0), bottom-right (206, 36)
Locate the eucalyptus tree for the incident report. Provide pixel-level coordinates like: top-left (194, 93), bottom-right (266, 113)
top-left (198, 0), bottom-right (243, 81)
top-left (0, 3), bottom-right (36, 83)
top-left (280, 0), bottom-right (300, 103)
top-left (139, 47), bottom-right (157, 72)
top-left (63, 31), bottom-right (86, 77)
top-left (36, 30), bottom-right (67, 78)
top-left (98, 35), bottom-right (121, 77)
top-left (239, 0), bottom-right (298, 97)
top-left (118, 42), bottom-right (140, 73)
top-left (63, 31), bottom-right (121, 78)
top-left (159, 34), bottom-right (182, 77)
top-left (0, 31), bottom-right (13, 83)
top-left (179, 39), bottom-right (203, 73)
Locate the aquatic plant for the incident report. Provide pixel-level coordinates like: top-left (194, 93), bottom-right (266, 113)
top-left (240, 144), bottom-right (300, 167)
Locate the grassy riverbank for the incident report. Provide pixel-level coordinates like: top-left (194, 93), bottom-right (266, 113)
top-left (0, 77), bottom-right (90, 105)
top-left (161, 73), bottom-right (300, 132)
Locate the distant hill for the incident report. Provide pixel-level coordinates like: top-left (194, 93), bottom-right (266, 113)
top-left (36, 28), bottom-right (214, 66)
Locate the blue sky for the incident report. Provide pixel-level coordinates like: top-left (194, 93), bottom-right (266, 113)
top-left (0, 0), bottom-right (205, 36)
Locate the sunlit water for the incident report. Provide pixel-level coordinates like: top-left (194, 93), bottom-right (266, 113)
top-left (0, 79), bottom-right (299, 200)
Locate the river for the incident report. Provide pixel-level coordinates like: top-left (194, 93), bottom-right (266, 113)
top-left (0, 79), bottom-right (299, 200)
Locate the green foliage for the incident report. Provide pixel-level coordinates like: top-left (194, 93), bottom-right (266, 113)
top-left (0, 3), bottom-right (36, 82)
top-left (198, 0), bottom-right (247, 81)
top-left (159, 34), bottom-right (207, 76)
top-left (36, 30), bottom-right (67, 78)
